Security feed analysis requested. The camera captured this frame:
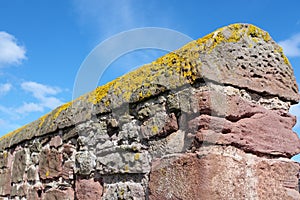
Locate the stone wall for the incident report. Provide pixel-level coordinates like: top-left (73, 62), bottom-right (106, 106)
top-left (0, 24), bottom-right (300, 199)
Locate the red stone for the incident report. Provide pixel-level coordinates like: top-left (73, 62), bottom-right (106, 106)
top-left (43, 188), bottom-right (74, 200)
top-left (39, 148), bottom-right (63, 179)
top-left (188, 94), bottom-right (300, 157)
top-left (49, 136), bottom-right (62, 148)
top-left (75, 178), bottom-right (103, 200)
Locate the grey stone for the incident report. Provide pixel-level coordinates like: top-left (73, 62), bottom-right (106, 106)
top-left (0, 168), bottom-right (11, 196)
top-left (0, 151), bottom-right (9, 168)
top-left (96, 146), bottom-right (150, 174)
top-left (12, 149), bottom-right (28, 183)
top-left (102, 182), bottom-right (145, 200)
top-left (27, 165), bottom-right (38, 181)
top-left (75, 151), bottom-right (96, 175)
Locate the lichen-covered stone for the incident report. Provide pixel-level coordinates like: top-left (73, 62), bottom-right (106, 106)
top-left (102, 182), bottom-right (145, 200)
top-left (1, 23), bottom-right (298, 150)
top-left (75, 151), bottom-right (96, 175)
top-left (0, 24), bottom-right (299, 200)
top-left (96, 146), bottom-right (150, 174)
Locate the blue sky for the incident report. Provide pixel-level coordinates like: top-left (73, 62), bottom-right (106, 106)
top-left (0, 0), bottom-right (300, 159)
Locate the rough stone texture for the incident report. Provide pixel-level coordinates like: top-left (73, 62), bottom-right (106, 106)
top-left (188, 93), bottom-right (300, 157)
top-left (11, 149), bottom-right (28, 183)
top-left (0, 24), bottom-right (299, 199)
top-left (43, 188), bottom-right (74, 200)
top-left (39, 148), bottom-right (63, 179)
top-left (0, 169), bottom-right (11, 196)
top-left (149, 146), bottom-right (300, 200)
top-left (75, 178), bottom-right (103, 200)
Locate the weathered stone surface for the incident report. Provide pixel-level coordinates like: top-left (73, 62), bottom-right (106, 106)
top-left (0, 24), bottom-right (299, 200)
top-left (12, 149), bottom-right (28, 183)
top-left (0, 169), bottom-right (11, 196)
top-left (77, 120), bottom-right (109, 148)
top-left (141, 112), bottom-right (178, 139)
top-left (188, 94), bottom-right (300, 157)
top-left (96, 146), bottom-right (150, 174)
top-left (11, 183), bottom-right (27, 197)
top-left (27, 186), bottom-right (42, 200)
top-left (1, 24), bottom-right (298, 150)
top-left (39, 148), bottom-right (63, 179)
top-left (49, 136), bottom-right (62, 148)
top-left (75, 178), bottom-right (103, 200)
top-left (149, 130), bottom-right (186, 158)
top-left (0, 152), bottom-right (9, 168)
top-left (61, 160), bottom-right (74, 180)
top-left (102, 182), bottom-right (145, 200)
top-left (149, 146), bottom-right (300, 199)
top-left (43, 188), bottom-right (74, 200)
top-left (27, 165), bottom-right (38, 181)
top-left (255, 159), bottom-right (300, 199)
top-left (75, 151), bottom-right (96, 175)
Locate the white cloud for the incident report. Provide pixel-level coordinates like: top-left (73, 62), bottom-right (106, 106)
top-left (18, 81), bottom-right (64, 113)
top-left (0, 83), bottom-right (12, 95)
top-left (278, 34), bottom-right (300, 57)
top-left (21, 81), bottom-right (61, 100)
top-left (0, 31), bottom-right (26, 67)
top-left (15, 102), bottom-right (44, 114)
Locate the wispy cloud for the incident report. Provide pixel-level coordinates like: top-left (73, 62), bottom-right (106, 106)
top-left (278, 34), bottom-right (300, 57)
top-left (73, 0), bottom-right (136, 38)
top-left (0, 32), bottom-right (26, 67)
top-left (21, 81), bottom-right (61, 101)
top-left (0, 83), bottom-right (12, 95)
top-left (0, 81), bottom-right (65, 135)
top-left (15, 102), bottom-right (44, 114)
top-left (18, 81), bottom-right (63, 114)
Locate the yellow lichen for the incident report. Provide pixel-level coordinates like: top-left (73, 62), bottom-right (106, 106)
top-left (38, 113), bottom-right (50, 128)
top-left (194, 24), bottom-right (272, 53)
top-left (1, 23), bottom-right (289, 147)
top-left (53, 102), bottom-right (72, 119)
top-left (3, 151), bottom-right (7, 159)
top-left (45, 170), bottom-right (50, 177)
top-left (0, 124), bottom-right (28, 141)
top-left (87, 79), bottom-right (117, 104)
top-left (124, 165), bottom-right (129, 172)
top-left (134, 153), bottom-right (140, 161)
top-left (275, 46), bottom-right (291, 65)
top-left (151, 125), bottom-right (159, 134)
